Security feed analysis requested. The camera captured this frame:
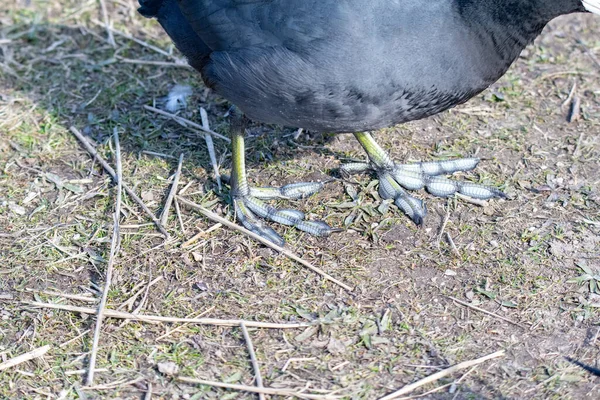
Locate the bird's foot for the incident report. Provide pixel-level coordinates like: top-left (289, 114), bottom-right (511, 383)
top-left (340, 158), bottom-right (505, 225)
top-left (233, 181), bottom-right (335, 246)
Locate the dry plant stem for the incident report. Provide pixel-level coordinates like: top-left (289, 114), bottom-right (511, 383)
top-left (174, 198), bottom-right (186, 233)
top-left (143, 105), bottom-right (231, 142)
top-left (240, 322), bottom-right (266, 400)
top-left (176, 196), bottom-right (353, 292)
top-left (455, 193), bottom-right (487, 207)
top-left (446, 296), bottom-right (526, 329)
top-left (86, 129), bottom-right (123, 386)
top-left (200, 107), bottom-right (222, 191)
top-left (0, 345), bottom-right (51, 372)
top-left (160, 153), bottom-right (184, 226)
top-left (69, 126), bottom-right (168, 237)
top-left (117, 57), bottom-right (190, 68)
top-left (26, 302), bottom-right (311, 329)
top-left (176, 377), bottom-right (341, 399)
top-left (379, 350), bottom-right (505, 400)
top-left (436, 202), bottom-right (451, 250)
top-left (91, 19), bottom-right (174, 59)
top-left (98, 0), bottom-right (115, 47)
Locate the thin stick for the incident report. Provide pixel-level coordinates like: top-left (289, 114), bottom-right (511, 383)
top-left (379, 350), bottom-right (505, 400)
top-left (87, 129), bottom-right (123, 385)
top-left (117, 58), bottom-right (190, 68)
top-left (436, 202), bottom-right (451, 250)
top-left (455, 193), bottom-right (488, 207)
top-left (143, 105), bottom-right (231, 142)
top-left (561, 81), bottom-right (577, 108)
top-left (174, 198), bottom-right (186, 234)
top-left (0, 345), bottom-right (51, 372)
top-left (25, 288), bottom-right (96, 303)
top-left (446, 296), bottom-right (525, 329)
top-left (155, 307), bottom-right (215, 341)
top-left (445, 232), bottom-right (461, 258)
top-left (176, 377), bottom-right (342, 399)
top-left (98, 0), bottom-right (115, 47)
top-left (69, 126), bottom-right (168, 237)
top-left (160, 153), bottom-right (184, 226)
top-left (25, 302), bottom-right (311, 329)
top-left (176, 196), bottom-right (353, 292)
top-left (91, 19), bottom-right (176, 60)
top-left (200, 107), bottom-right (222, 191)
top-left (240, 323), bottom-right (266, 400)
top-left (573, 131), bottom-right (584, 158)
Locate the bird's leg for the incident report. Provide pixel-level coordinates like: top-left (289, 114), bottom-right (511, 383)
top-left (229, 118), bottom-right (333, 246)
top-left (340, 131), bottom-right (505, 225)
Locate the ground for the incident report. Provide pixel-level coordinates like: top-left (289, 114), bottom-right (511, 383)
top-left (1, 1), bottom-right (599, 399)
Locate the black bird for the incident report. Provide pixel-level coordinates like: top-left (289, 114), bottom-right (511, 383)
top-left (138, 0), bottom-right (599, 245)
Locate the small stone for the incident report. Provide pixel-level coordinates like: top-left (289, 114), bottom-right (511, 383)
top-left (157, 361), bottom-right (179, 376)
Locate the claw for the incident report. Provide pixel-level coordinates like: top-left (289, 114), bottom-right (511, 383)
top-left (234, 199), bottom-right (285, 246)
top-left (379, 172), bottom-right (427, 224)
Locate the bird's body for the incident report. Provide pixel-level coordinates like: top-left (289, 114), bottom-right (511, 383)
top-left (141, 0), bottom-right (587, 132)
top-left (140, 0), bottom-right (598, 244)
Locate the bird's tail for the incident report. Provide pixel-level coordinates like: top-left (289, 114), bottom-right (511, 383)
top-left (136, 0), bottom-right (211, 71)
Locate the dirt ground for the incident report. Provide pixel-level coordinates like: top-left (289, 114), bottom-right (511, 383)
top-left (1, 1), bottom-right (599, 399)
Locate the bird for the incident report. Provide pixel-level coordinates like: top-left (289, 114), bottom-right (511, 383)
top-left (138, 0), bottom-right (599, 246)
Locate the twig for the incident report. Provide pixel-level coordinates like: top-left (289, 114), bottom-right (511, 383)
top-left (0, 345), bottom-right (51, 372)
top-left (142, 150), bottom-right (177, 160)
top-left (25, 301), bottom-right (311, 329)
top-left (91, 19), bottom-right (178, 61)
top-left (59, 329), bottom-right (91, 348)
top-left (379, 350), bottom-right (505, 400)
top-left (561, 81), bottom-right (577, 108)
top-left (117, 57), bottom-right (190, 68)
top-left (98, 0), bottom-right (115, 47)
top-left (143, 105), bottom-right (231, 142)
top-left (160, 153), bottom-right (184, 226)
top-left (392, 383), bottom-right (452, 400)
top-left (69, 126), bottom-right (168, 237)
top-left (84, 376), bottom-right (145, 390)
top-left (177, 377), bottom-right (342, 399)
top-left (573, 131), bottom-right (584, 157)
top-left (144, 382), bottom-right (153, 400)
top-left (445, 232), bottom-right (461, 258)
top-left (446, 296), bottom-right (525, 329)
top-left (87, 129), bottom-right (123, 385)
top-left (176, 196), bottom-right (353, 292)
top-left (25, 288), bottom-right (96, 303)
top-left (174, 198), bottom-right (186, 234)
top-left (455, 193), bottom-right (488, 207)
top-left (200, 107), bottom-right (222, 191)
top-left (240, 323), bottom-right (266, 400)
top-left (436, 202), bottom-right (451, 250)
top-left (155, 307), bottom-right (215, 341)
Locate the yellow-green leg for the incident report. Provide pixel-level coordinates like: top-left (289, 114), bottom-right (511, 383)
top-left (229, 121), bottom-right (334, 246)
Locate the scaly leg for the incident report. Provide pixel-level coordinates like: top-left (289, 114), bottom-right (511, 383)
top-left (229, 120), bottom-right (333, 246)
top-left (341, 132), bottom-right (505, 224)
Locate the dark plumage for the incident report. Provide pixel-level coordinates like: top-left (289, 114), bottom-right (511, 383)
top-left (141, 0), bottom-right (589, 132)
top-left (139, 0), bottom-right (598, 244)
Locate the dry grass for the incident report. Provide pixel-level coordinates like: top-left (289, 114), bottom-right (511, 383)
top-left (1, 1), bottom-right (599, 399)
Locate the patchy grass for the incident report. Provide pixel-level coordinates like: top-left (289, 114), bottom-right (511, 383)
top-left (1, 1), bottom-right (599, 399)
